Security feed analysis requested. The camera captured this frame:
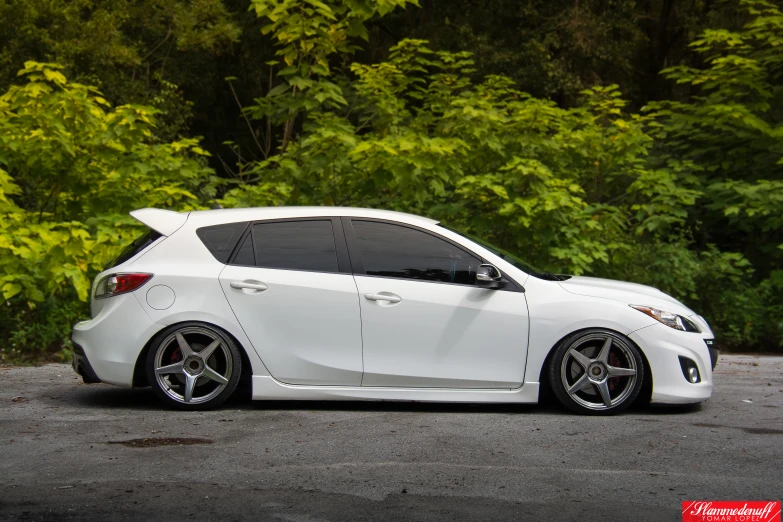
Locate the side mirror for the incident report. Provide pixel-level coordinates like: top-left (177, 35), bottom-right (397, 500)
top-left (476, 264), bottom-right (504, 289)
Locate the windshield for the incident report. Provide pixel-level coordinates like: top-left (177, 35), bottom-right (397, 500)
top-left (439, 225), bottom-right (567, 281)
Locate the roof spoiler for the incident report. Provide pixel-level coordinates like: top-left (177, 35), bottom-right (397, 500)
top-left (129, 208), bottom-right (188, 236)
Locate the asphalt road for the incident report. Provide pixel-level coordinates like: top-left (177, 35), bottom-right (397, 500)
top-left (1, 355), bottom-right (782, 522)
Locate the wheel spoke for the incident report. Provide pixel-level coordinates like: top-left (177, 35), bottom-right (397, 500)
top-left (197, 339), bottom-right (222, 361)
top-left (559, 333), bottom-right (640, 412)
top-left (596, 337), bottom-right (612, 363)
top-left (568, 348), bottom-right (592, 369)
top-left (183, 373), bottom-right (198, 403)
top-left (607, 366), bottom-right (636, 377)
top-left (154, 326), bottom-right (236, 406)
top-left (202, 365), bottom-right (229, 386)
top-left (596, 380), bottom-right (612, 408)
top-left (175, 332), bottom-right (194, 358)
top-left (155, 362), bottom-right (184, 376)
top-left (567, 373), bottom-right (591, 395)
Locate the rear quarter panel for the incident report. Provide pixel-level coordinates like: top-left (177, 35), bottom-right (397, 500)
top-left (127, 223), bottom-right (272, 378)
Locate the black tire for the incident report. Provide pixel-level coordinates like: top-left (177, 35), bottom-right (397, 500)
top-left (146, 322), bottom-right (242, 410)
top-left (548, 328), bottom-right (645, 415)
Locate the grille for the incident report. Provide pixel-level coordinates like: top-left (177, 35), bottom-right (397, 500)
top-left (704, 339), bottom-right (719, 369)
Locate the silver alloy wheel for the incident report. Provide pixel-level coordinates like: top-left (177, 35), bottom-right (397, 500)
top-left (559, 333), bottom-right (638, 411)
top-left (153, 326), bottom-right (233, 405)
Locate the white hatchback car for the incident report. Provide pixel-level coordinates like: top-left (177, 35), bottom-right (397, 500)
top-left (72, 207), bottom-right (718, 414)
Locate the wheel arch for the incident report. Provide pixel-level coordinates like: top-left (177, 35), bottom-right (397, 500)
top-left (132, 319), bottom-right (258, 388)
top-left (536, 326), bottom-right (653, 403)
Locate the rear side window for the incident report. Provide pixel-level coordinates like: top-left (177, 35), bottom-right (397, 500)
top-left (233, 232), bottom-right (255, 266)
top-left (196, 221), bottom-right (249, 263)
top-left (351, 220), bottom-right (479, 285)
top-left (105, 229), bottom-right (162, 270)
top-left (235, 220), bottom-right (339, 273)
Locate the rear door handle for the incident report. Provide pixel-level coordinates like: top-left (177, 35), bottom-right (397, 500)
top-left (230, 281), bottom-right (268, 292)
top-left (364, 293), bottom-right (401, 303)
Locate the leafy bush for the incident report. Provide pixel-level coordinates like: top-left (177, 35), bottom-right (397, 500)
top-left (0, 294), bottom-right (86, 364)
top-left (0, 63), bottom-right (217, 361)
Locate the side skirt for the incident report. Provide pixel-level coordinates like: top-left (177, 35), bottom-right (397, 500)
top-left (251, 375), bottom-right (540, 404)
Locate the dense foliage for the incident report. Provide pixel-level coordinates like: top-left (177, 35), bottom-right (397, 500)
top-left (0, 62), bottom-right (216, 360)
top-left (0, 0), bottom-right (781, 361)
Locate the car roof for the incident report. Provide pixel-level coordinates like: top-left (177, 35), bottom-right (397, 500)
top-left (131, 207), bottom-right (439, 236)
top-left (170, 206), bottom-right (439, 231)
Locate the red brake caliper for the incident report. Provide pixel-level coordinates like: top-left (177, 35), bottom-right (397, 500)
top-left (170, 348), bottom-right (182, 364)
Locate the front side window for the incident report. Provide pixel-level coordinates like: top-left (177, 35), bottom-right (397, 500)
top-left (351, 220), bottom-right (479, 285)
top-left (236, 220), bottom-right (339, 273)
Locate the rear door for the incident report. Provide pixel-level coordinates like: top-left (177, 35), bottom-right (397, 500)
top-left (218, 218), bottom-right (363, 386)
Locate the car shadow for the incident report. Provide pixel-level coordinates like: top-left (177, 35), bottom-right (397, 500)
top-left (252, 399), bottom-right (554, 415)
top-left (67, 383), bottom-right (560, 414)
top-left (636, 402), bottom-right (704, 415)
top-left (69, 386), bottom-right (170, 411)
top-left (67, 383), bottom-right (257, 411)
top-left (66, 383), bottom-right (704, 416)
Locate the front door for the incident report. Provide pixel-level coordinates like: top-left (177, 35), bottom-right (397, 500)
top-left (219, 218), bottom-right (363, 386)
top-left (346, 219), bottom-right (529, 389)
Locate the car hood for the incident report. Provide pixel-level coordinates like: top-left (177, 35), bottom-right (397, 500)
top-left (557, 276), bottom-right (695, 316)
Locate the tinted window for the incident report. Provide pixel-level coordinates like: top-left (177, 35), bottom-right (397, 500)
top-left (105, 229), bottom-right (161, 270)
top-left (233, 233), bottom-right (255, 266)
top-left (352, 221), bottom-right (479, 284)
top-left (250, 220), bottom-right (339, 272)
top-left (196, 221), bottom-right (249, 263)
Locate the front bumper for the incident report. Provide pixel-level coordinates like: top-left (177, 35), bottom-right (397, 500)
top-left (71, 293), bottom-right (161, 387)
top-left (629, 323), bottom-right (714, 404)
top-left (705, 339), bottom-right (719, 369)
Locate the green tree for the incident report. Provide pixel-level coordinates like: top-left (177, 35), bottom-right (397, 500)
top-left (0, 62), bottom-right (217, 360)
top-left (645, 0), bottom-right (783, 347)
top-left (0, 0), bottom-right (241, 141)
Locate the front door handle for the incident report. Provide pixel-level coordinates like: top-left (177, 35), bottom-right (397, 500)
top-left (364, 293), bottom-right (401, 303)
top-left (230, 281), bottom-right (268, 292)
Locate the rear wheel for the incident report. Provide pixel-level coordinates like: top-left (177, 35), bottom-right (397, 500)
top-left (549, 329), bottom-right (644, 415)
top-left (146, 322), bottom-right (241, 410)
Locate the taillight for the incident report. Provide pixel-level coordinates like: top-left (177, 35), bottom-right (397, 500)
top-left (94, 273), bottom-right (153, 299)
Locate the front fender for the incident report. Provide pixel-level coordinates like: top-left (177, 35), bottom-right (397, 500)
top-left (522, 278), bottom-right (658, 385)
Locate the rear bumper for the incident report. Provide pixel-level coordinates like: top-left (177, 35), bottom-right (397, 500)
top-left (72, 343), bottom-right (101, 383)
top-left (629, 324), bottom-right (714, 405)
top-left (71, 294), bottom-right (161, 387)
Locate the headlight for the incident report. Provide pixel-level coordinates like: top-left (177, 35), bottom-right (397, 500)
top-left (630, 305), bottom-right (701, 332)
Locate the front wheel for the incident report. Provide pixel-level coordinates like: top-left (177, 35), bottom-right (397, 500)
top-left (146, 322), bottom-right (242, 410)
top-left (549, 329), bottom-right (645, 415)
